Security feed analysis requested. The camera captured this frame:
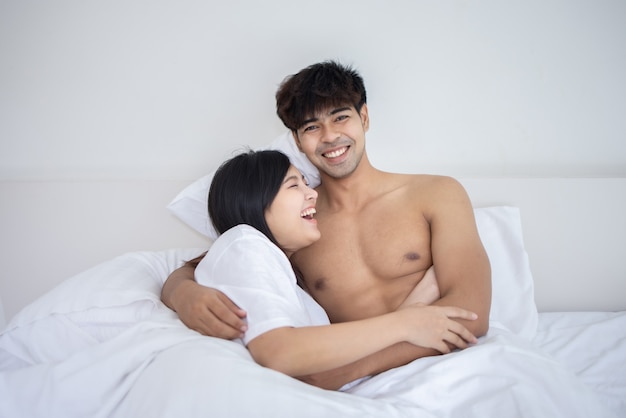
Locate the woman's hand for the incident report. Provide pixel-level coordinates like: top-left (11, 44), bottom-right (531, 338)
top-left (398, 304), bottom-right (478, 354)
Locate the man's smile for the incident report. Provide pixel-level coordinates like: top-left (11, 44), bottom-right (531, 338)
top-left (322, 146), bottom-right (349, 159)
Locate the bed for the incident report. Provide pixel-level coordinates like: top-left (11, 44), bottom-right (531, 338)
top-left (1, 134), bottom-right (625, 418)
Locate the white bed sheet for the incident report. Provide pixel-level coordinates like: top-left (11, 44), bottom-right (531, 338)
top-left (0, 249), bottom-right (624, 418)
top-left (533, 311), bottom-right (626, 415)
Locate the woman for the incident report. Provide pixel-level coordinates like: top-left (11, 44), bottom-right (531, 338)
top-left (195, 150), bottom-right (477, 380)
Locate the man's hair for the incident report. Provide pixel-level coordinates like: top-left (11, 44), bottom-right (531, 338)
top-left (208, 149), bottom-right (291, 247)
top-left (276, 60), bottom-right (367, 131)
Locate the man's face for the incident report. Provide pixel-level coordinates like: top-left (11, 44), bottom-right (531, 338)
top-left (293, 104), bottom-right (369, 179)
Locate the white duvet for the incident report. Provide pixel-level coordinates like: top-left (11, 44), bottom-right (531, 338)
top-left (1, 248), bottom-right (624, 418)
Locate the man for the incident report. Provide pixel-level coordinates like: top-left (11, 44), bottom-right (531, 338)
top-left (161, 61), bottom-right (491, 390)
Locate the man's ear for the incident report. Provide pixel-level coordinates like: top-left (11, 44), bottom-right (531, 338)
top-left (360, 104), bottom-right (370, 132)
top-left (291, 130), bottom-right (303, 152)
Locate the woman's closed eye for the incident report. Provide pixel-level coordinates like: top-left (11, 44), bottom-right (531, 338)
top-left (283, 174), bottom-right (307, 189)
top-left (289, 179), bottom-right (308, 189)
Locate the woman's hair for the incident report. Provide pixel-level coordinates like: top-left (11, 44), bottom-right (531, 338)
top-left (276, 60), bottom-right (367, 132)
top-left (208, 149), bottom-right (291, 246)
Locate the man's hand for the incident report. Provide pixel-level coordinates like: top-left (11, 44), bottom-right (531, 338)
top-left (162, 264), bottom-right (247, 339)
top-left (398, 266), bottom-right (440, 309)
top-left (174, 281), bottom-right (247, 338)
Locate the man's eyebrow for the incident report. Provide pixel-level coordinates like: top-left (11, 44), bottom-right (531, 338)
top-left (301, 116), bottom-right (318, 126)
top-left (329, 106), bottom-right (352, 115)
top-left (300, 107), bottom-right (352, 127)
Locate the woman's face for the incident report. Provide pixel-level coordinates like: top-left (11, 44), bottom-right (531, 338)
top-left (265, 165), bottom-right (320, 257)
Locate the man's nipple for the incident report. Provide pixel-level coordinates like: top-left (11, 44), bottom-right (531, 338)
top-left (404, 252), bottom-right (421, 261)
top-left (313, 278), bottom-right (326, 291)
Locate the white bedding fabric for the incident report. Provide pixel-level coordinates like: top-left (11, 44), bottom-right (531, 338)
top-left (1, 248), bottom-right (625, 418)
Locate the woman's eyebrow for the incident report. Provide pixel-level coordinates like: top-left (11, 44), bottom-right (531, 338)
top-left (282, 175), bottom-right (299, 184)
top-left (282, 174), bottom-right (307, 185)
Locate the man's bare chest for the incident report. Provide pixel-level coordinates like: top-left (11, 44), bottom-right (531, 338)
top-left (292, 207), bottom-right (432, 315)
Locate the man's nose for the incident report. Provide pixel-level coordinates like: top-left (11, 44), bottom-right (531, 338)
top-left (320, 126), bottom-right (340, 143)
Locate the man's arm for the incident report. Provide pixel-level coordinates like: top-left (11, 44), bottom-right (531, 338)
top-left (426, 176), bottom-right (491, 337)
top-left (161, 254), bottom-right (248, 339)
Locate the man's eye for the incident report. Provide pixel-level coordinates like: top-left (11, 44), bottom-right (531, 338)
top-left (303, 125), bottom-right (317, 132)
top-left (336, 115), bottom-right (349, 122)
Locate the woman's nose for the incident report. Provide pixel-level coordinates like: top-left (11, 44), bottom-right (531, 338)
top-left (306, 185), bottom-right (318, 200)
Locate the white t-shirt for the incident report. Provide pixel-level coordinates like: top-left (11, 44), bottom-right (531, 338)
top-left (195, 224), bottom-right (330, 346)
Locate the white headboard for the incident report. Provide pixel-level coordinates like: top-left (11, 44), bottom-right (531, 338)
top-left (461, 178), bottom-right (626, 313)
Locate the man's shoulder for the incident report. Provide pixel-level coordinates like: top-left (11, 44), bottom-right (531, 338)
top-left (388, 172), bottom-right (464, 193)
top-left (383, 173), bottom-right (471, 215)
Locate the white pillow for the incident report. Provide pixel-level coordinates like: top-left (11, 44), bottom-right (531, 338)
top-left (475, 206), bottom-right (538, 339)
top-left (167, 132), bottom-right (320, 240)
top-left (0, 295), bottom-right (6, 331)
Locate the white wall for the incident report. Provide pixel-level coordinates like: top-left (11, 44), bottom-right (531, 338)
top-left (1, 0), bottom-right (625, 181)
top-left (1, 1), bottom-right (626, 320)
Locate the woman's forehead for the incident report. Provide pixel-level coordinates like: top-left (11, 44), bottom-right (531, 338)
top-left (282, 165), bottom-right (303, 182)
